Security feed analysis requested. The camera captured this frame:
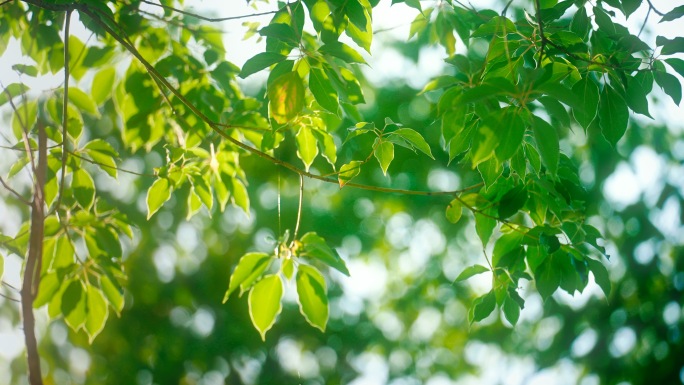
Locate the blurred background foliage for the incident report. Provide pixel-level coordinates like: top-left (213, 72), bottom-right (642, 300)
top-left (1, 0), bottom-right (684, 384)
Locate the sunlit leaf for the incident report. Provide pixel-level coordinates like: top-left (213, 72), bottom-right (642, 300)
top-left (374, 139), bottom-right (394, 175)
top-left (296, 125), bottom-right (319, 171)
top-left (455, 264), bottom-right (489, 282)
top-left (223, 252), bottom-right (273, 301)
top-left (146, 178), bottom-right (172, 219)
top-left (268, 71), bottom-right (305, 124)
top-left (338, 160), bottom-right (363, 187)
top-left (248, 274), bottom-right (283, 340)
top-left (296, 264), bottom-right (328, 332)
top-left (239, 52), bottom-right (287, 78)
top-left (445, 198), bottom-right (463, 224)
top-left (84, 284), bottom-right (108, 343)
top-left (300, 232), bottom-right (350, 276)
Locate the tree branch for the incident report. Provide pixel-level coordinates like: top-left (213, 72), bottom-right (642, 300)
top-left (21, 119), bottom-right (47, 385)
top-left (139, 0), bottom-right (277, 22)
top-left (0, 176), bottom-right (31, 205)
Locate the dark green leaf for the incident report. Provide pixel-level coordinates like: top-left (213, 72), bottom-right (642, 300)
top-left (660, 5), bottom-right (684, 22)
top-left (599, 85), bottom-right (630, 146)
top-left (502, 293), bottom-right (521, 325)
top-left (471, 290), bottom-right (496, 323)
top-left (531, 116), bottom-right (559, 176)
top-left (654, 70), bottom-right (682, 105)
top-left (586, 257), bottom-right (611, 297)
top-left (389, 128), bottom-right (434, 159)
top-left (571, 77), bottom-right (600, 129)
top-left (658, 36), bottom-right (684, 55)
top-left (498, 185), bottom-right (528, 219)
top-left (239, 52), bottom-right (288, 78)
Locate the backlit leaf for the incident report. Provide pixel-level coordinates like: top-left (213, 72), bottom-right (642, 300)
top-left (239, 52), bottom-right (287, 78)
top-left (268, 71), bottom-right (305, 124)
top-left (84, 284), bottom-right (108, 343)
top-left (223, 252), bottom-right (273, 301)
top-left (296, 265), bottom-right (328, 332)
top-left (455, 264), bottom-right (489, 282)
top-left (248, 274), bottom-right (283, 340)
top-left (445, 198), bottom-right (463, 224)
top-left (338, 161), bottom-right (363, 187)
top-left (146, 178), bottom-right (172, 219)
top-left (571, 77), bottom-right (600, 129)
top-left (300, 232), bottom-right (350, 276)
top-left (319, 42), bottom-right (367, 64)
top-left (72, 169), bottom-right (95, 210)
top-left (374, 139), bottom-right (394, 175)
top-left (296, 125), bottom-right (319, 171)
top-left (309, 67), bottom-right (339, 113)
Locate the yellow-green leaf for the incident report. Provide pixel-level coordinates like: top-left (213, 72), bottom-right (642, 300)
top-left (223, 252), bottom-right (272, 302)
top-left (296, 265), bottom-right (329, 332)
top-left (84, 284), bottom-right (108, 343)
top-left (91, 67), bottom-right (116, 106)
top-left (296, 125), bottom-right (319, 171)
top-left (445, 198), bottom-right (463, 224)
top-left (146, 178), bottom-right (172, 219)
top-left (338, 160), bottom-right (363, 187)
top-left (374, 139), bottom-right (394, 175)
top-left (248, 274), bottom-right (283, 340)
top-left (268, 71), bottom-right (305, 124)
top-left (72, 169), bottom-right (95, 210)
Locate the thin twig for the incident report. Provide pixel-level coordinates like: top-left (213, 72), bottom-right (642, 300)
top-left (534, 0), bottom-right (546, 65)
top-left (55, 9), bottom-right (72, 216)
top-left (139, 0), bottom-right (278, 22)
top-left (291, 174), bottom-right (304, 243)
top-left (638, 6), bottom-right (651, 37)
top-left (2, 280), bottom-right (20, 292)
top-left (69, 151), bottom-right (156, 177)
top-left (0, 0), bottom-right (15, 6)
top-left (0, 292), bottom-right (21, 302)
top-left (0, 176), bottom-right (31, 205)
top-left (645, 0), bottom-right (664, 16)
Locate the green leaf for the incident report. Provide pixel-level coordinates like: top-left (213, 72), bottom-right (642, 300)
top-left (494, 108), bottom-right (526, 162)
top-left (571, 77), bottom-right (600, 129)
top-left (62, 280), bottom-right (87, 331)
top-left (230, 178), bottom-right (250, 215)
top-left (599, 85), bottom-right (630, 146)
top-left (100, 275), bottom-right (124, 316)
top-left (300, 232), bottom-right (350, 276)
top-left (68, 87), bottom-right (100, 117)
top-left (661, 5), bottom-right (684, 22)
top-left (309, 67), bottom-right (339, 114)
top-left (654, 70), bottom-right (682, 105)
top-left (0, 83), bottom-right (30, 107)
top-left (374, 139), bottom-right (394, 176)
top-left (471, 290), bottom-right (496, 323)
top-left (84, 284), bottom-right (108, 343)
top-left (586, 257), bottom-right (611, 297)
top-left (502, 293), bottom-right (521, 325)
top-left (389, 127), bottom-right (434, 159)
top-left (146, 178), bottom-right (172, 219)
top-left (72, 169), bottom-right (96, 210)
top-left (538, 96), bottom-right (571, 129)
top-left (91, 67), bottom-right (116, 106)
top-left (665, 58), bottom-right (684, 79)
top-left (223, 252), bottom-right (273, 302)
top-left (35, 272), bottom-right (60, 308)
top-left (492, 232), bottom-right (524, 268)
top-left (570, 6), bottom-right (590, 40)
top-left (338, 160), bottom-right (363, 187)
top-left (268, 71), bottom-right (305, 124)
top-left (258, 23), bottom-right (299, 44)
top-left (318, 42), bottom-right (367, 64)
top-left (248, 274), bottom-right (283, 340)
top-left (239, 52), bottom-right (287, 78)
top-left (296, 265), bottom-right (329, 332)
top-left (475, 211), bottom-right (497, 246)
top-left (471, 122), bottom-right (499, 168)
top-left (84, 139), bottom-right (119, 178)
top-left (296, 125), bottom-right (319, 171)
top-left (498, 185), bottom-right (528, 219)
top-left (535, 256), bottom-right (560, 301)
top-left (658, 36), bottom-right (684, 55)
top-left (531, 116), bottom-right (559, 176)
top-left (12, 64), bottom-right (38, 76)
top-left (445, 198), bottom-right (463, 224)
top-left (454, 264), bottom-right (489, 282)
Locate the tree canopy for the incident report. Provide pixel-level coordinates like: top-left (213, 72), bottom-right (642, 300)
top-left (1, 0), bottom-right (683, 384)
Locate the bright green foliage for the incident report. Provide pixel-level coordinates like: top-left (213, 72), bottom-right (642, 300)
top-left (1, 2), bottom-right (684, 382)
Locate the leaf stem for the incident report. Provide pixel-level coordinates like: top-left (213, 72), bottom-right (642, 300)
top-left (292, 174), bottom-right (304, 244)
